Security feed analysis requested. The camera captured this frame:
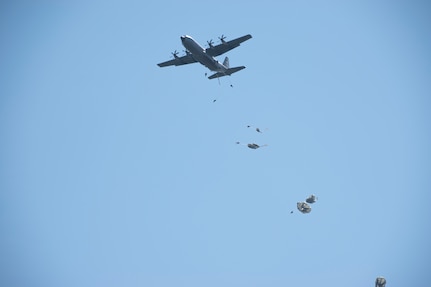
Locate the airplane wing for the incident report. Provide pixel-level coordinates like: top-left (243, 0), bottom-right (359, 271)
top-left (205, 34), bottom-right (252, 57)
top-left (157, 54), bottom-right (197, 67)
top-left (208, 66), bottom-right (245, 79)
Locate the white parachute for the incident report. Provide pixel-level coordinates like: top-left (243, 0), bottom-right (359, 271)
top-left (294, 194), bottom-right (318, 214)
top-left (375, 277), bottom-right (386, 287)
top-left (297, 202), bottom-right (312, 214)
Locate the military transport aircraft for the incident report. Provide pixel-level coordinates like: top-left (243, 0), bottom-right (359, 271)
top-left (157, 34), bottom-right (252, 79)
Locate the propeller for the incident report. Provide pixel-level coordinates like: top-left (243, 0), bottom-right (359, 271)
top-left (219, 34), bottom-right (226, 43)
top-left (207, 39), bottom-right (214, 47)
top-left (171, 50), bottom-right (179, 58)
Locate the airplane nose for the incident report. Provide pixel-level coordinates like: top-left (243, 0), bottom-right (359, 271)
top-left (180, 35), bottom-right (186, 40)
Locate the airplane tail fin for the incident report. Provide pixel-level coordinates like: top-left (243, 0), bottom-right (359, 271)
top-left (208, 66), bottom-right (245, 80)
top-left (223, 57), bottom-right (229, 68)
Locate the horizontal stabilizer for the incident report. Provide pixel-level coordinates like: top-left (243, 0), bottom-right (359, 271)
top-left (208, 66), bottom-right (245, 79)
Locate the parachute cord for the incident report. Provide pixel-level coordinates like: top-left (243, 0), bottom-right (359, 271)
top-left (213, 79), bottom-right (223, 103)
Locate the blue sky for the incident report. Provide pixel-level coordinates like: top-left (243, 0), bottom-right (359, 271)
top-left (1, 1), bottom-right (430, 286)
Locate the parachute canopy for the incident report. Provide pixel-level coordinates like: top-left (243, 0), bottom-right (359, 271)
top-left (375, 277), bottom-right (386, 287)
top-left (297, 202), bottom-right (311, 214)
top-left (247, 143), bottom-right (260, 149)
top-left (236, 142), bottom-right (267, 149)
top-left (305, 194), bottom-right (317, 204)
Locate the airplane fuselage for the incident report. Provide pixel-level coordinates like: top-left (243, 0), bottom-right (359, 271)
top-left (180, 35), bottom-right (226, 72)
top-left (157, 34), bottom-right (251, 79)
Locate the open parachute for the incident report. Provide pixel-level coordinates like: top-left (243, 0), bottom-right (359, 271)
top-left (236, 142), bottom-right (267, 149)
top-left (305, 194), bottom-right (318, 204)
top-left (375, 277), bottom-right (386, 287)
top-left (297, 202), bottom-right (311, 214)
top-left (296, 194), bottom-right (318, 214)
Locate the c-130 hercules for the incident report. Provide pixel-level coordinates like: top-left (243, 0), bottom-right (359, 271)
top-left (157, 34), bottom-right (252, 79)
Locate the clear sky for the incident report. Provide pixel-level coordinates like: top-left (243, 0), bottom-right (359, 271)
top-left (1, 1), bottom-right (430, 286)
